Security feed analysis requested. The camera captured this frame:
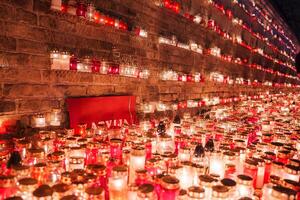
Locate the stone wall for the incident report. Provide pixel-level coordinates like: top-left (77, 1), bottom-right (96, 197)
top-left (0, 0), bottom-right (298, 126)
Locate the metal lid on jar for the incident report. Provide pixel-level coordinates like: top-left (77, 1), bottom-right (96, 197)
top-left (137, 183), bottom-right (156, 198)
top-left (52, 183), bottom-right (70, 193)
top-left (161, 175), bottom-right (180, 190)
top-left (86, 164), bottom-right (106, 176)
top-left (199, 175), bottom-right (217, 187)
top-left (289, 158), bottom-right (300, 167)
top-left (131, 146), bottom-right (146, 156)
top-left (237, 175), bottom-right (253, 186)
top-left (212, 185), bottom-right (229, 198)
top-left (244, 159), bottom-right (258, 169)
top-left (33, 184), bottom-right (53, 197)
top-left (188, 186), bottom-right (205, 199)
top-left (0, 175), bottom-right (15, 188)
top-left (271, 185), bottom-right (297, 199)
top-left (112, 165), bottom-right (128, 176)
top-left (221, 178), bottom-right (236, 188)
top-left (85, 186), bottom-right (104, 196)
top-left (18, 177), bottom-right (38, 186)
top-left (285, 164), bottom-right (300, 175)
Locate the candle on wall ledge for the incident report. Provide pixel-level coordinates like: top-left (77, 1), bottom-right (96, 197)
top-left (76, 1), bottom-right (87, 18)
top-left (51, 0), bottom-right (61, 11)
top-left (86, 3), bottom-right (95, 21)
top-left (50, 109), bottom-right (62, 126)
top-left (69, 55), bottom-right (78, 71)
top-left (50, 50), bottom-right (61, 70)
top-left (33, 114), bottom-right (46, 128)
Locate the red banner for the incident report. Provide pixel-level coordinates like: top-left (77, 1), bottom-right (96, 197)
top-left (66, 96), bottom-right (136, 128)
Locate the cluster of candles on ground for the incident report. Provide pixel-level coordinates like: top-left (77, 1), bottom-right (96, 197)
top-left (1, 94), bottom-right (300, 199)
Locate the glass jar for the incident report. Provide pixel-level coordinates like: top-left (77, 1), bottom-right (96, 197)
top-left (211, 185), bottom-right (229, 200)
top-left (160, 175), bottom-right (180, 200)
top-left (243, 159), bottom-right (258, 188)
top-left (76, 2), bottom-right (87, 18)
top-left (50, 109), bottom-right (62, 126)
top-left (178, 147), bottom-right (191, 162)
top-left (69, 55), bottom-right (78, 71)
top-left (26, 148), bottom-right (45, 166)
top-left (270, 185), bottom-right (297, 200)
top-left (198, 175), bottom-right (217, 199)
top-left (86, 3), bottom-right (95, 21)
top-left (221, 178), bottom-right (238, 198)
top-left (177, 161), bottom-right (194, 190)
top-left (283, 164), bottom-right (300, 182)
top-left (271, 161), bottom-right (284, 177)
top-left (129, 146), bottom-right (146, 184)
top-left (108, 165), bottom-right (128, 200)
top-left (32, 162), bottom-right (48, 184)
top-left (18, 178), bottom-right (38, 199)
top-left (85, 142), bottom-right (100, 165)
top-left (110, 139), bottom-right (123, 161)
top-left (157, 135), bottom-right (175, 155)
top-left (137, 183), bottom-right (157, 200)
top-left (187, 186), bottom-right (205, 199)
top-left (209, 151), bottom-right (225, 178)
top-left (237, 174), bottom-right (253, 198)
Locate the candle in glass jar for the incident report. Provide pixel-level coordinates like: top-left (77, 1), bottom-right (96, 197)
top-left (137, 183), bottom-right (157, 200)
top-left (209, 151), bottom-right (225, 178)
top-left (160, 175), bottom-right (180, 200)
top-left (33, 114), bottom-right (46, 128)
top-left (86, 3), bottom-right (95, 21)
top-left (129, 146), bottom-right (146, 183)
top-left (51, 0), bottom-right (61, 10)
top-left (50, 109), bottom-right (62, 126)
top-left (283, 164), bottom-right (300, 182)
top-left (237, 174), bottom-right (254, 198)
top-left (177, 161), bottom-right (194, 190)
top-left (198, 175), bottom-right (217, 199)
top-left (109, 165), bottom-right (128, 200)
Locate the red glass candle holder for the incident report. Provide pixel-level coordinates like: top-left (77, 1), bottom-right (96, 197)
top-left (61, 2), bottom-right (68, 13)
top-left (105, 16), bottom-right (115, 26)
top-left (243, 159), bottom-right (258, 188)
top-left (160, 175), bottom-right (180, 200)
top-left (91, 58), bottom-right (101, 73)
top-left (69, 55), bottom-right (78, 71)
top-left (108, 64), bottom-right (120, 75)
top-left (110, 139), bottom-right (123, 161)
top-left (76, 2), bottom-right (87, 18)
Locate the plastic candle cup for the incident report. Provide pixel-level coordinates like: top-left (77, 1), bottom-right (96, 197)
top-left (91, 58), bottom-right (101, 73)
top-left (50, 109), bottom-right (61, 126)
top-left (187, 186), bottom-right (205, 199)
top-left (76, 2), bottom-right (87, 18)
top-left (69, 55), bottom-right (78, 70)
top-left (237, 174), bottom-right (254, 198)
top-left (84, 186), bottom-right (105, 200)
top-left (177, 161), bottom-right (194, 190)
top-left (33, 114), bottom-right (46, 128)
top-left (110, 138), bottom-right (123, 162)
top-left (86, 3), bottom-right (95, 21)
top-left (198, 175), bottom-right (217, 199)
top-left (129, 146), bottom-right (146, 183)
top-left (211, 185), bottom-right (229, 200)
top-left (108, 165), bottom-right (128, 200)
top-left (283, 164), bottom-right (300, 182)
top-left (243, 159), bottom-right (258, 188)
top-left (221, 178), bottom-right (238, 198)
top-left (209, 151), bottom-right (225, 178)
top-left (160, 175), bottom-right (180, 200)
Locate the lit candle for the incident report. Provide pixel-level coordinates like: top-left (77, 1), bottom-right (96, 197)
top-left (209, 151), bottom-right (225, 178)
top-left (33, 114), bottom-right (46, 128)
top-left (51, 0), bottom-right (61, 11)
top-left (237, 174), bottom-right (254, 198)
top-left (50, 109), bottom-right (61, 126)
top-left (109, 165), bottom-right (128, 200)
top-left (129, 146), bottom-right (146, 183)
top-left (160, 175), bottom-right (180, 200)
top-left (177, 161), bottom-right (194, 190)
